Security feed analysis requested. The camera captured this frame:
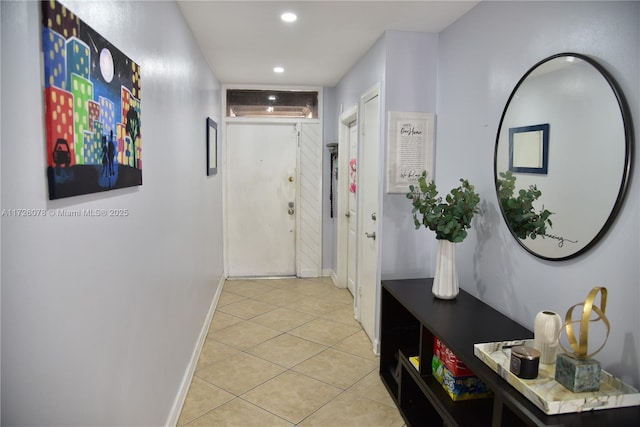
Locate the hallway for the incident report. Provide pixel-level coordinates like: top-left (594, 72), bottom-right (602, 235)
top-left (177, 277), bottom-right (404, 426)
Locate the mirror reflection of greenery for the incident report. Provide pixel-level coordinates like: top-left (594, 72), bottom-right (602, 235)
top-left (497, 170), bottom-right (553, 240)
top-left (407, 171), bottom-right (480, 243)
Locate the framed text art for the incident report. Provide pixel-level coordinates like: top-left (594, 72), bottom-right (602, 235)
top-left (42, 0), bottom-right (142, 199)
top-left (386, 112), bottom-right (435, 193)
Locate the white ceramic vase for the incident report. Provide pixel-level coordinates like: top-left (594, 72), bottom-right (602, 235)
top-left (432, 239), bottom-right (459, 299)
top-left (533, 310), bottom-right (562, 364)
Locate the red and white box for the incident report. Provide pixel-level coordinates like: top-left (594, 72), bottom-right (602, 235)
top-left (434, 336), bottom-right (474, 377)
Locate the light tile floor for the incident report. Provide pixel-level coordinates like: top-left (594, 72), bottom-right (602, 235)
top-left (177, 277), bottom-right (405, 426)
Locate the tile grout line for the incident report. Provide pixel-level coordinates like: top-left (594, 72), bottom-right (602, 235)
top-left (180, 278), bottom-right (399, 426)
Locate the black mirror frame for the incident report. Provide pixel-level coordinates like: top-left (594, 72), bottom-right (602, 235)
top-left (494, 52), bottom-right (634, 261)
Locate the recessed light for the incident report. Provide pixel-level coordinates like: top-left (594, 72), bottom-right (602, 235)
top-left (281, 12), bottom-right (297, 23)
top-left (273, 66), bottom-right (284, 73)
top-left (268, 95), bottom-right (277, 101)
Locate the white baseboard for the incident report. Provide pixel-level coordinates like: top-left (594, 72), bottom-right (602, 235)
top-left (165, 275), bottom-right (225, 427)
top-left (372, 337), bottom-right (381, 357)
top-left (324, 269), bottom-right (344, 288)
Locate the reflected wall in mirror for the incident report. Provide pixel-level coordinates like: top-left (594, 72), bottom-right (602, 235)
top-left (494, 53), bottom-right (633, 260)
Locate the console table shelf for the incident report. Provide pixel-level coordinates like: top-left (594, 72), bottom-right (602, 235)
top-left (380, 278), bottom-right (640, 426)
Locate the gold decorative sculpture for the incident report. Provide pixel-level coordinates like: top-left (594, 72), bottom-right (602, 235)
top-left (559, 287), bottom-right (610, 359)
top-left (555, 287), bottom-right (610, 392)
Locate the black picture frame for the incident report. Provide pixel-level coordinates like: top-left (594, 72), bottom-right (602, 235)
top-left (509, 123), bottom-right (549, 174)
top-left (207, 117), bottom-right (217, 176)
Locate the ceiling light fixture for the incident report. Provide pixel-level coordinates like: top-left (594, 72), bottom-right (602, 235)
top-left (273, 66), bottom-right (285, 73)
top-left (280, 12), bottom-right (297, 23)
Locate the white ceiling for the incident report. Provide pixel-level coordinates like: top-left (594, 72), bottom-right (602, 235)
top-left (177, 1), bottom-right (479, 87)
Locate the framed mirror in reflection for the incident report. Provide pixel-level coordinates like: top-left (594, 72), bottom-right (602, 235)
top-left (509, 123), bottom-right (549, 174)
top-left (494, 53), bottom-right (633, 261)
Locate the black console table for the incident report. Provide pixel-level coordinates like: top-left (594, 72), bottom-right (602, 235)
top-left (380, 278), bottom-right (640, 426)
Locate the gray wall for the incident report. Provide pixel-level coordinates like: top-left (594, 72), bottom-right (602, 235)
top-left (436, 1), bottom-right (639, 386)
top-left (332, 33), bottom-right (387, 272)
top-left (335, 33), bottom-right (387, 113)
top-left (333, 1), bottom-right (639, 387)
top-left (333, 30), bottom-right (439, 344)
top-left (381, 31), bottom-right (439, 280)
top-left (332, 31), bottom-right (443, 281)
top-left (1, 1), bottom-right (224, 425)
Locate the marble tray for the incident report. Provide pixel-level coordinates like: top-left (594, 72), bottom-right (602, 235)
top-left (474, 339), bottom-right (640, 415)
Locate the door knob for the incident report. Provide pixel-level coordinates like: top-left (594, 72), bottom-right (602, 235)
top-left (371, 213), bottom-right (377, 221)
top-left (288, 202), bottom-right (294, 208)
top-left (288, 209), bottom-right (295, 215)
top-left (365, 232), bottom-right (376, 240)
top-left (345, 212), bottom-right (351, 218)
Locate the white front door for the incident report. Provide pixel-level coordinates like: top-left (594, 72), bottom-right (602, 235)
top-left (357, 86), bottom-right (381, 346)
top-left (347, 120), bottom-right (358, 297)
top-left (226, 122), bottom-right (298, 277)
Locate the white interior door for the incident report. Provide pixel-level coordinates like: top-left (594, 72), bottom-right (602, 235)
top-left (347, 121), bottom-right (358, 297)
top-left (336, 106), bottom-right (357, 292)
top-left (357, 87), bottom-right (381, 346)
top-left (226, 122), bottom-right (297, 277)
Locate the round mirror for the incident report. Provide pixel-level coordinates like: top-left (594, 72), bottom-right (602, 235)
top-left (494, 53), bottom-right (633, 261)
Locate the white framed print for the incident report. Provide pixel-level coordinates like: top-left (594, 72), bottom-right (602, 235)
top-left (386, 112), bottom-right (435, 193)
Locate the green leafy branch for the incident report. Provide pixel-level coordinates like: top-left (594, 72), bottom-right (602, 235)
top-left (496, 170), bottom-right (553, 240)
top-left (406, 171), bottom-right (480, 243)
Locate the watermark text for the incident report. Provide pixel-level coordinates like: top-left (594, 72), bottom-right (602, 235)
top-left (1, 208), bottom-right (129, 218)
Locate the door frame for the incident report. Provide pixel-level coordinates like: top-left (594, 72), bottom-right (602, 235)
top-left (336, 105), bottom-right (358, 290)
top-left (221, 85), bottom-right (323, 278)
top-left (356, 83), bottom-right (383, 353)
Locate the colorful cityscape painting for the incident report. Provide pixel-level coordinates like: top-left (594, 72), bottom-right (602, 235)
top-left (42, 0), bottom-right (142, 199)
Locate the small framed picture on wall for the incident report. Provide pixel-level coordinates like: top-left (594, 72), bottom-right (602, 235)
top-left (207, 117), bottom-right (217, 176)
